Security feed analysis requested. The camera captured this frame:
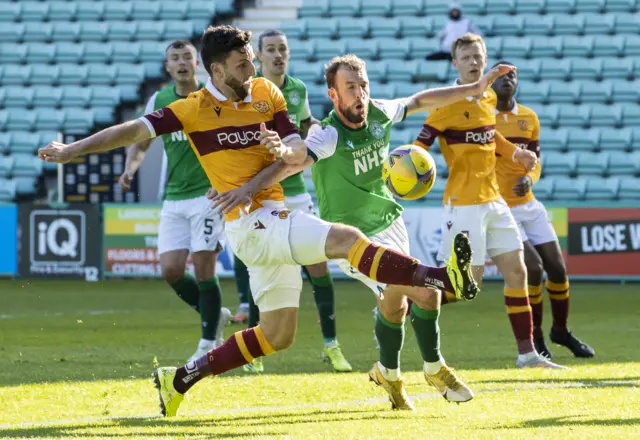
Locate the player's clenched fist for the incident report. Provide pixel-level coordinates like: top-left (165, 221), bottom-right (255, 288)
top-left (479, 64), bottom-right (516, 90)
top-left (118, 171), bottom-right (134, 191)
top-left (514, 148), bottom-right (537, 171)
top-left (258, 122), bottom-right (287, 158)
top-left (38, 141), bottom-right (77, 164)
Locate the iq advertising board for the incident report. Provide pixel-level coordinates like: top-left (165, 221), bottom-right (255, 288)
top-left (102, 204), bottom-right (235, 278)
top-left (18, 204), bottom-right (101, 280)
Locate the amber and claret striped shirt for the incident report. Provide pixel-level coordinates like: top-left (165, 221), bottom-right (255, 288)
top-left (495, 101), bottom-right (542, 207)
top-left (414, 88), bottom-right (518, 206)
top-left (139, 77), bottom-right (300, 221)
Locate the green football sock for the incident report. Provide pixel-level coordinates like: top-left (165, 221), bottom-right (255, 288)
top-left (169, 274), bottom-right (200, 312)
top-left (234, 255), bottom-right (251, 305)
top-left (198, 277), bottom-right (222, 341)
top-left (248, 292), bottom-right (260, 328)
top-left (309, 274), bottom-right (337, 343)
top-left (409, 302), bottom-right (441, 363)
top-left (375, 311), bottom-right (405, 369)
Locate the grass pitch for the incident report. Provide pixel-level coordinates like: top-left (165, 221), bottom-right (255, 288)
top-left (0, 279), bottom-right (638, 439)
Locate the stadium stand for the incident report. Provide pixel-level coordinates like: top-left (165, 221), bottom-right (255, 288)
top-left (0, 0), bottom-right (235, 202)
top-left (284, 0), bottom-right (640, 202)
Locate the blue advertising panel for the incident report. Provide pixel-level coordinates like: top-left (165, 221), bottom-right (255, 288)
top-left (0, 204), bottom-right (18, 276)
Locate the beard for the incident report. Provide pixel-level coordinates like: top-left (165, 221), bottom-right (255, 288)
top-left (338, 97), bottom-right (366, 124)
top-left (225, 75), bottom-right (249, 100)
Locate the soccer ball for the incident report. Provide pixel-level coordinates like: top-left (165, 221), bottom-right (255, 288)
top-left (382, 145), bottom-right (437, 200)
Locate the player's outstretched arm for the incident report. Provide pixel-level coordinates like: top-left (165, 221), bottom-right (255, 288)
top-left (495, 131), bottom-right (537, 171)
top-left (403, 64), bottom-right (516, 115)
top-left (119, 138), bottom-right (153, 191)
top-left (39, 120), bottom-right (152, 164)
top-left (258, 122), bottom-right (307, 165)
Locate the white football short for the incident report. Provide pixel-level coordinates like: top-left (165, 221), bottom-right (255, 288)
top-left (285, 192), bottom-right (318, 216)
top-left (510, 199), bottom-right (558, 246)
top-left (157, 195), bottom-right (224, 254)
top-left (438, 199), bottom-right (523, 266)
top-left (337, 216), bottom-right (410, 297)
top-left (224, 201), bottom-right (332, 312)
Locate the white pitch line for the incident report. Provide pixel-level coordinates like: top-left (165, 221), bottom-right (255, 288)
top-left (0, 310), bottom-right (131, 319)
top-left (0, 379), bottom-right (637, 431)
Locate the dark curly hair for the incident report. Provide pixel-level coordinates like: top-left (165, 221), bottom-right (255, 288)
top-left (200, 25), bottom-right (252, 75)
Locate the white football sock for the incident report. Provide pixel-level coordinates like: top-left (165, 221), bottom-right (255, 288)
top-left (378, 361), bottom-right (400, 381)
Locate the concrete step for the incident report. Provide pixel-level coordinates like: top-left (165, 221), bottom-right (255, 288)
top-left (243, 7), bottom-right (297, 20)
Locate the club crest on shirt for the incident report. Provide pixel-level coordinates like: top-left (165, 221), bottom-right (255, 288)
top-left (369, 120), bottom-right (385, 139)
top-left (253, 101), bottom-right (270, 113)
top-left (518, 119), bottom-right (528, 131)
top-left (288, 91), bottom-right (301, 106)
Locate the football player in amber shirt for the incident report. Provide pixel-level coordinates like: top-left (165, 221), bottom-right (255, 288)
top-left (414, 33), bottom-right (564, 369)
top-left (39, 25), bottom-right (479, 417)
top-left (492, 62), bottom-right (594, 360)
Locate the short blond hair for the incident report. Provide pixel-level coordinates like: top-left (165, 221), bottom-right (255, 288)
top-left (451, 33), bottom-right (486, 59)
top-left (324, 54), bottom-right (366, 89)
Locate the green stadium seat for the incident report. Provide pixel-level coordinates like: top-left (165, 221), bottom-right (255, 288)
top-left (0, 23), bottom-right (25, 43)
top-left (117, 64), bottom-right (145, 85)
top-left (142, 61), bottom-right (162, 80)
top-left (575, 0), bottom-right (606, 11)
top-left (21, 2), bottom-right (49, 22)
top-left (364, 60), bottom-right (388, 82)
top-left (433, 153), bottom-right (448, 178)
top-left (424, 0), bottom-right (451, 15)
top-left (345, 39), bottom-right (378, 59)
top-left (52, 23), bottom-right (81, 42)
top-left (93, 107), bottom-right (115, 125)
top-left (593, 35), bottom-right (625, 56)
top-left (0, 44), bottom-right (27, 64)
top-left (60, 87), bottom-right (90, 108)
top-left (473, 16), bottom-right (494, 36)
top-left (216, 0), bottom-right (235, 14)
top-left (137, 22), bottom-right (166, 41)
top-left (58, 65), bottom-right (88, 86)
top-left (14, 177), bottom-right (37, 196)
top-left (401, 17), bottom-right (434, 37)
top-left (485, 0), bottom-right (516, 14)
top-left (31, 64), bottom-right (60, 86)
top-left (590, 104), bottom-right (623, 127)
top-left (10, 132), bottom-right (41, 154)
top-left (395, 81), bottom-right (423, 97)
top-left (404, 112), bottom-right (425, 129)
top-left (390, 129), bottom-right (413, 146)
top-left (12, 154), bottom-right (43, 178)
top-left (112, 42), bottom-right (140, 63)
top-left (514, 59), bottom-right (541, 81)
top-left (562, 36), bottom-right (594, 57)
top-left (529, 104), bottom-right (559, 127)
top-left (465, 0), bottom-right (488, 15)
top-left (6, 109), bottom-right (35, 132)
top-left (361, 0), bottom-right (393, 16)
top-left (314, 39), bottom-right (346, 60)
top-left (585, 177), bottom-right (619, 200)
top-left (600, 127), bottom-right (632, 151)
top-left (0, 132), bottom-right (8, 155)
top-left (577, 152), bottom-right (609, 175)
top-left (484, 37), bottom-right (503, 58)
top-left (64, 108), bottom-right (94, 134)
top-left (88, 64), bottom-right (117, 85)
top-left (0, 179), bottom-right (17, 202)
top-left (554, 15), bottom-right (585, 36)
top-left (188, 2), bottom-right (216, 20)
top-left (502, 38), bottom-right (532, 58)
top-left (159, 1), bottom-right (188, 20)
top-left (378, 37), bottom-right (410, 59)
top-left (91, 86), bottom-right (121, 107)
top-left (409, 37), bottom-right (438, 59)
top-left (517, 81), bottom-right (548, 103)
top-left (370, 17), bottom-right (401, 38)
top-left (579, 81), bottom-right (612, 104)
top-left (583, 12), bottom-right (615, 34)
top-left (0, 112), bottom-right (6, 131)
top-left (609, 151), bottom-right (640, 174)
top-left (547, 0), bottom-right (577, 13)
top-left (531, 36), bottom-right (562, 58)
top-left (493, 15), bottom-right (524, 36)
top-left (36, 109), bottom-right (65, 131)
top-left (391, 0), bottom-right (424, 17)
top-left (108, 22), bottom-right (137, 42)
top-left (533, 178), bottom-right (554, 200)
top-left (612, 81), bottom-right (640, 103)
top-left (601, 58), bottom-right (634, 80)
top-left (621, 104), bottom-right (640, 125)
top-left (338, 18), bottom-right (369, 38)
top-left (80, 22), bottom-right (109, 42)
top-left (292, 61), bottom-right (324, 83)
top-left (387, 60), bottom-right (419, 82)
top-left (522, 14), bottom-right (554, 36)
top-left (83, 42), bottom-right (112, 64)
top-left (280, 21), bottom-right (307, 40)
top-left (132, 1), bottom-right (160, 21)
top-left (307, 18), bottom-right (338, 38)
top-left (560, 104), bottom-right (591, 127)
top-left (288, 40), bottom-right (315, 61)
top-left (118, 85), bottom-right (141, 103)
top-left (0, 157), bottom-right (13, 178)
top-left (604, 0), bottom-right (637, 12)
top-left (540, 58), bottom-right (571, 80)
top-left (549, 81), bottom-right (580, 104)
top-left (619, 179), bottom-right (640, 199)
top-left (0, 3), bottom-right (21, 22)
top-left (624, 36), bottom-right (640, 56)
top-left (140, 41), bottom-right (167, 62)
top-left (56, 43), bottom-right (84, 63)
top-left (568, 128), bottom-right (600, 151)
top-left (543, 152), bottom-right (577, 175)
top-left (165, 21), bottom-right (195, 40)
top-left (553, 177), bottom-right (586, 200)
top-left (570, 58), bottom-right (602, 80)
top-left (104, 2), bottom-right (133, 21)
top-left (34, 86), bottom-right (63, 108)
top-left (428, 177), bottom-right (446, 201)
top-left (614, 14), bottom-right (640, 34)
top-left (76, 2), bottom-right (104, 21)
top-left (539, 128), bottom-right (568, 152)
top-left (26, 44), bottom-right (55, 64)
top-left (4, 87), bottom-right (33, 108)
top-left (373, 84), bottom-right (396, 99)
top-left (299, 0), bottom-right (329, 18)
top-left (23, 22), bottom-right (52, 43)
top-left (329, 0), bottom-right (361, 16)
top-left (0, 88), bottom-right (4, 108)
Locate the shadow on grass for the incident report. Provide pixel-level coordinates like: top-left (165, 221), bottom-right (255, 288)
top-left (472, 376), bottom-right (640, 387)
top-left (491, 415), bottom-right (640, 430)
top-left (0, 407), bottom-right (422, 438)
